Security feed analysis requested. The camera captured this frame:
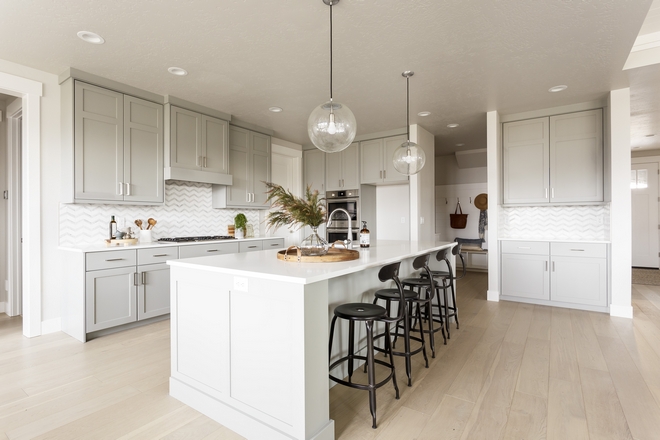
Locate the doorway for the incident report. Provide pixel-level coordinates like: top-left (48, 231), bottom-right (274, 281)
top-left (632, 161), bottom-right (660, 268)
top-left (6, 98), bottom-right (22, 316)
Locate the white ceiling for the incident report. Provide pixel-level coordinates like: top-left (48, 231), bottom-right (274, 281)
top-left (0, 1), bottom-right (653, 155)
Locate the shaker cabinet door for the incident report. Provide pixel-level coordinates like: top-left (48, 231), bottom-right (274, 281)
top-left (202, 115), bottom-right (229, 174)
top-left (137, 263), bottom-right (170, 320)
top-left (383, 135), bottom-right (409, 183)
top-left (170, 106), bottom-right (202, 170)
top-left (341, 143), bottom-right (360, 189)
top-left (303, 149), bottom-right (326, 195)
top-left (251, 132), bottom-right (271, 206)
top-left (123, 96), bottom-right (164, 204)
top-left (501, 253), bottom-right (550, 300)
top-left (74, 82), bottom-right (124, 201)
top-left (360, 139), bottom-right (383, 184)
top-left (85, 267), bottom-right (137, 332)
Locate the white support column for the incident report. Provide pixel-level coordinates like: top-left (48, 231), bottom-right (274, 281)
top-left (609, 89), bottom-right (633, 318)
top-left (486, 111), bottom-right (500, 301)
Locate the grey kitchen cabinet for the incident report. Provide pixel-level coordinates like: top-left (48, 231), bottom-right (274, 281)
top-left (178, 241), bottom-right (240, 259)
top-left (360, 135), bottom-right (408, 185)
top-left (303, 149), bottom-right (326, 195)
top-left (500, 240), bottom-right (608, 311)
top-left (326, 142), bottom-right (359, 191)
top-left (240, 241), bottom-right (263, 253)
top-left (502, 109), bottom-right (603, 205)
top-left (212, 126), bottom-right (271, 208)
top-left (165, 105), bottom-right (231, 184)
top-left (69, 81), bottom-right (164, 204)
top-left (262, 238), bottom-right (285, 250)
top-left (84, 247), bottom-right (176, 334)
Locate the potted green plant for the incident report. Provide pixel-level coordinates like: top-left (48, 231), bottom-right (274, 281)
top-left (234, 213), bottom-right (248, 239)
top-left (265, 182), bottom-right (327, 256)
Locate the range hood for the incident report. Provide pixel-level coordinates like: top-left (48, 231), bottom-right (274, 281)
top-left (165, 168), bottom-right (233, 186)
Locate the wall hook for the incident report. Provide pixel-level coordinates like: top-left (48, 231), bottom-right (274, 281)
top-left (445, 197), bottom-right (448, 204)
top-left (470, 196), bottom-right (472, 204)
top-left (457, 197), bottom-right (460, 204)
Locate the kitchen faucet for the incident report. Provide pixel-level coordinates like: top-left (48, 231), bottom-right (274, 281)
top-left (327, 208), bottom-right (352, 249)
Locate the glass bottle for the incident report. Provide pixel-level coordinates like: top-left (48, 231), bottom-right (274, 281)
top-left (109, 216), bottom-right (117, 239)
top-left (360, 221), bottom-right (370, 248)
top-left (300, 226), bottom-right (329, 256)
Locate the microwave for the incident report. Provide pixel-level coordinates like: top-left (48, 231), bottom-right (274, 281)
top-left (326, 189), bottom-right (359, 229)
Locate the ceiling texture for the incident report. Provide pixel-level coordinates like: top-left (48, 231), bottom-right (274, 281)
top-left (0, 0), bottom-right (653, 155)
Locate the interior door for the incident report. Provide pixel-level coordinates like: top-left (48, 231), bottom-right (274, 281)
top-left (632, 162), bottom-right (659, 268)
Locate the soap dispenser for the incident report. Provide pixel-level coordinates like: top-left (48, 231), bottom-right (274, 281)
top-left (360, 221), bottom-right (370, 248)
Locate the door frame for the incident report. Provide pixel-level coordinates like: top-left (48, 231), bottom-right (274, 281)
top-left (6, 102), bottom-right (22, 317)
top-left (269, 142), bottom-right (302, 246)
top-left (632, 155), bottom-right (660, 269)
top-left (0, 71), bottom-right (42, 338)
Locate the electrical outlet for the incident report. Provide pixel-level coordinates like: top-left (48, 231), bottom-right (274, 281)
top-left (233, 277), bottom-right (248, 292)
top-left (420, 217), bottom-right (425, 224)
top-left (401, 217), bottom-right (406, 224)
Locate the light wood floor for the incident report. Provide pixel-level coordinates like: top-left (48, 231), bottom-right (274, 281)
top-left (2, 276), bottom-right (660, 439)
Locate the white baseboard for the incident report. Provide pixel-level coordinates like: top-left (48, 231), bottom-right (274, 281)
top-left (609, 304), bottom-right (633, 319)
top-left (487, 290), bottom-right (500, 302)
top-left (41, 317), bottom-right (62, 334)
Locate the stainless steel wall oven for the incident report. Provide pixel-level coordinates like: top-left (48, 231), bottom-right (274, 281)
top-left (326, 189), bottom-right (359, 244)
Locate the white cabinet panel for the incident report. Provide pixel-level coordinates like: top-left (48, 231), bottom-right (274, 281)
top-left (138, 263), bottom-right (170, 320)
top-left (383, 136), bottom-right (409, 184)
top-left (303, 149), bottom-right (326, 195)
top-left (501, 253), bottom-right (550, 300)
top-left (240, 241), bottom-right (263, 253)
top-left (360, 139), bottom-right (382, 184)
top-left (325, 149), bottom-right (343, 191)
top-left (326, 142), bottom-right (359, 190)
top-left (170, 106), bottom-right (201, 170)
top-left (551, 256), bottom-right (607, 306)
top-left (202, 115), bottom-right (229, 174)
top-left (179, 242), bottom-right (240, 259)
top-left (86, 266), bottom-right (137, 332)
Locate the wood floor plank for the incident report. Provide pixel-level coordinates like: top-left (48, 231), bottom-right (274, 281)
top-left (597, 334), bottom-right (660, 439)
top-left (516, 337), bottom-right (550, 398)
top-left (416, 395), bottom-right (473, 440)
top-left (201, 426), bottom-right (247, 440)
top-left (502, 391), bottom-right (547, 440)
top-left (588, 310), bottom-right (621, 339)
top-left (161, 414), bottom-right (224, 440)
top-left (504, 303), bottom-right (534, 345)
top-left (570, 308), bottom-right (609, 371)
top-left (459, 341), bottom-right (525, 440)
top-left (527, 305), bottom-right (552, 341)
top-left (549, 307), bottom-right (580, 382)
top-left (579, 367), bottom-right (633, 440)
top-left (117, 405), bottom-right (206, 439)
top-left (374, 406), bottom-right (429, 440)
top-left (547, 378), bottom-right (589, 440)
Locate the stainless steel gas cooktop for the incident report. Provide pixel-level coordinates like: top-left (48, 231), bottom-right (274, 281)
top-left (158, 236), bottom-right (236, 243)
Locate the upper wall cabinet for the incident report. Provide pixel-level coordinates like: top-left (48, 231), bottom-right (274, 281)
top-left (62, 80), bottom-right (164, 204)
top-left (164, 105), bottom-right (232, 185)
top-left (212, 125), bottom-right (271, 209)
top-left (326, 142), bottom-right (359, 191)
top-left (502, 109), bottom-right (603, 205)
top-left (303, 149), bottom-right (326, 195)
top-left (360, 135), bottom-right (409, 185)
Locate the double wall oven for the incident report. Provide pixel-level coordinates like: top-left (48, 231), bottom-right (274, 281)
top-left (326, 189), bottom-right (359, 244)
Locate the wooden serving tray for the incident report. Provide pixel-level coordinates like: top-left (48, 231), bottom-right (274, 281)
top-left (277, 245), bottom-right (359, 262)
top-left (105, 238), bottom-right (138, 247)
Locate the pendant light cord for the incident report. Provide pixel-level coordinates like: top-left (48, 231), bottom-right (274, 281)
top-left (406, 76), bottom-right (410, 141)
top-left (330, 3), bottom-right (333, 102)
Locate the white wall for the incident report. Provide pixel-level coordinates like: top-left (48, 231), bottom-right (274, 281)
top-left (376, 185), bottom-right (410, 240)
top-left (435, 154), bottom-right (487, 185)
top-left (410, 124), bottom-right (435, 241)
top-left (0, 99), bottom-right (7, 310)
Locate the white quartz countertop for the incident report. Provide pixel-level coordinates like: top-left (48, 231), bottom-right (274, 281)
top-left (167, 240), bottom-right (456, 284)
top-left (498, 238), bottom-right (611, 244)
top-left (59, 236), bottom-right (282, 253)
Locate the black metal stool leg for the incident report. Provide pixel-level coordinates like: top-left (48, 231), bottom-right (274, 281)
top-left (384, 322), bottom-right (399, 399)
top-left (416, 303), bottom-right (429, 368)
top-left (402, 304), bottom-right (413, 386)
top-left (329, 315), bottom-right (338, 361)
top-left (425, 299), bottom-right (436, 358)
top-left (450, 278), bottom-right (459, 329)
top-left (365, 321), bottom-right (377, 429)
top-left (443, 280), bottom-right (451, 339)
top-left (348, 320), bottom-right (355, 382)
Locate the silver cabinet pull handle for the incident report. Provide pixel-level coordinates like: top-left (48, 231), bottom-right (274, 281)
top-left (105, 258), bottom-right (124, 261)
top-left (384, 170), bottom-right (386, 179)
top-left (126, 183), bottom-right (130, 196)
top-left (207, 249), bottom-right (218, 252)
top-left (152, 254), bottom-right (169, 257)
top-left (204, 156), bottom-right (207, 168)
top-left (551, 188), bottom-right (555, 198)
top-left (570, 249), bottom-right (585, 252)
top-left (545, 261), bottom-right (548, 271)
top-left (270, 243), bottom-right (279, 246)
top-left (142, 272), bottom-right (146, 285)
top-left (133, 272), bottom-right (139, 286)
top-left (517, 247), bottom-right (531, 249)
top-left (248, 246), bottom-right (257, 248)
top-left (552, 261), bottom-right (555, 272)
top-left (118, 182), bottom-right (124, 196)
top-left (545, 188), bottom-right (548, 199)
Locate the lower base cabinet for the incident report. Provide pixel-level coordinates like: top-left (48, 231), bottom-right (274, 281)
top-left (500, 240), bottom-right (608, 311)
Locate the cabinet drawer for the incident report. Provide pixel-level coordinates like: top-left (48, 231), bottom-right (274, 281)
top-left (240, 241), bottom-right (263, 253)
top-left (138, 247), bottom-right (178, 265)
top-left (262, 238), bottom-right (285, 250)
top-left (501, 241), bottom-right (549, 255)
top-left (86, 250), bottom-right (137, 271)
top-left (179, 242), bottom-right (239, 259)
top-left (551, 242), bottom-right (606, 258)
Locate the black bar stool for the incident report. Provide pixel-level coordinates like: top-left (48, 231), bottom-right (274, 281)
top-left (422, 245), bottom-right (466, 339)
top-left (372, 261), bottom-right (429, 387)
top-left (328, 262), bottom-right (401, 429)
top-left (400, 253), bottom-right (446, 357)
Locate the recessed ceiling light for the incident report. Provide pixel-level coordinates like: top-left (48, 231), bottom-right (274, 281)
top-left (167, 67), bottom-right (188, 76)
top-left (548, 85), bottom-right (568, 93)
top-left (632, 146), bottom-right (641, 149)
top-left (447, 123), bottom-right (459, 128)
top-left (77, 31), bottom-right (105, 44)
top-left (268, 107), bottom-right (283, 113)
top-left (417, 111), bottom-right (431, 117)
top-left (456, 143), bottom-right (465, 147)
top-left (645, 134), bottom-right (656, 137)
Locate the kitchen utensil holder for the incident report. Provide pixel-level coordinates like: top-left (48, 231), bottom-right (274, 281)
top-left (139, 230), bottom-right (152, 243)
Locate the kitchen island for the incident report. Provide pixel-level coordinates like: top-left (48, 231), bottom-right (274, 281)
top-left (168, 240), bottom-right (456, 440)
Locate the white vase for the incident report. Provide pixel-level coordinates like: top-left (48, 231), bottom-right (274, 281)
top-left (235, 228), bottom-right (244, 239)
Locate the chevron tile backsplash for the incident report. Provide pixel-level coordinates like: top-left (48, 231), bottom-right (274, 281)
top-left (499, 205), bottom-right (610, 241)
top-left (60, 181), bottom-right (261, 246)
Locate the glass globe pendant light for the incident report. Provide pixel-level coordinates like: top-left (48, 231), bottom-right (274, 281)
top-left (307, 0), bottom-right (356, 153)
top-left (393, 71), bottom-right (426, 175)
